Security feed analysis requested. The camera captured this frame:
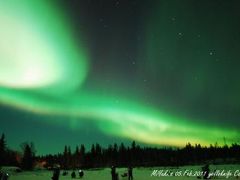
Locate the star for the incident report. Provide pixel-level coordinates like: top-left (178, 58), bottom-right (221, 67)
top-left (178, 32), bottom-right (183, 36)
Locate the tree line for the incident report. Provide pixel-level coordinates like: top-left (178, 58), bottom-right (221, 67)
top-left (0, 134), bottom-right (35, 170)
top-left (40, 141), bottom-right (240, 169)
top-left (1, 133), bottom-right (240, 170)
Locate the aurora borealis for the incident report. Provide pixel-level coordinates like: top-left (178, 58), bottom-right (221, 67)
top-left (0, 0), bottom-right (239, 154)
top-left (0, 0), bottom-right (88, 93)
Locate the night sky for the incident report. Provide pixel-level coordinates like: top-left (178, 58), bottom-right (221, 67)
top-left (0, 0), bottom-right (240, 154)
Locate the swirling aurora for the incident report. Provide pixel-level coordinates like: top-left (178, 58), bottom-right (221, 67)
top-left (0, 0), bottom-right (239, 153)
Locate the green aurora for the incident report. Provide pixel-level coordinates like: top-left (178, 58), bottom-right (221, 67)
top-left (0, 0), bottom-right (239, 152)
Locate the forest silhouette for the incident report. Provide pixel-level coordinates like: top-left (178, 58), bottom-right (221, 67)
top-left (0, 133), bottom-right (240, 170)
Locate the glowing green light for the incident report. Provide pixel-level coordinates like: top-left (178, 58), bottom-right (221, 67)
top-left (0, 0), bottom-right (238, 148)
top-left (0, 0), bottom-right (88, 94)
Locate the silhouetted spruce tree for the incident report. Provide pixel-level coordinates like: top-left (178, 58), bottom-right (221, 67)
top-left (95, 143), bottom-right (102, 166)
top-left (62, 145), bottom-right (68, 169)
top-left (105, 144), bottom-right (113, 165)
top-left (119, 143), bottom-right (127, 166)
top-left (80, 144), bottom-right (85, 167)
top-left (67, 146), bottom-right (72, 168)
top-left (61, 146), bottom-right (72, 170)
top-left (0, 133), bottom-right (6, 165)
top-left (62, 146), bottom-right (72, 169)
top-left (73, 146), bottom-right (80, 168)
top-left (90, 144), bottom-right (96, 167)
top-left (112, 143), bottom-right (118, 165)
top-left (130, 141), bottom-right (136, 165)
top-left (183, 142), bottom-right (194, 164)
top-left (21, 142), bottom-right (35, 170)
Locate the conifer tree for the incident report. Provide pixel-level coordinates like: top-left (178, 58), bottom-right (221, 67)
top-left (0, 133), bottom-right (6, 165)
top-left (21, 142), bottom-right (35, 170)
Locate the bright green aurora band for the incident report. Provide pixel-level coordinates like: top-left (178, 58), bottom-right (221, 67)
top-left (0, 0), bottom-right (238, 147)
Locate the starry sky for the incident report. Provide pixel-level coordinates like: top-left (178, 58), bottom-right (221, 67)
top-left (0, 0), bottom-right (240, 154)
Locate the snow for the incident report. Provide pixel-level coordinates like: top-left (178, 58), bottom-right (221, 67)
top-left (3, 164), bottom-right (240, 180)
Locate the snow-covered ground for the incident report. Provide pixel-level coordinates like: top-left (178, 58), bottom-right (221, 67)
top-left (3, 164), bottom-right (240, 179)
